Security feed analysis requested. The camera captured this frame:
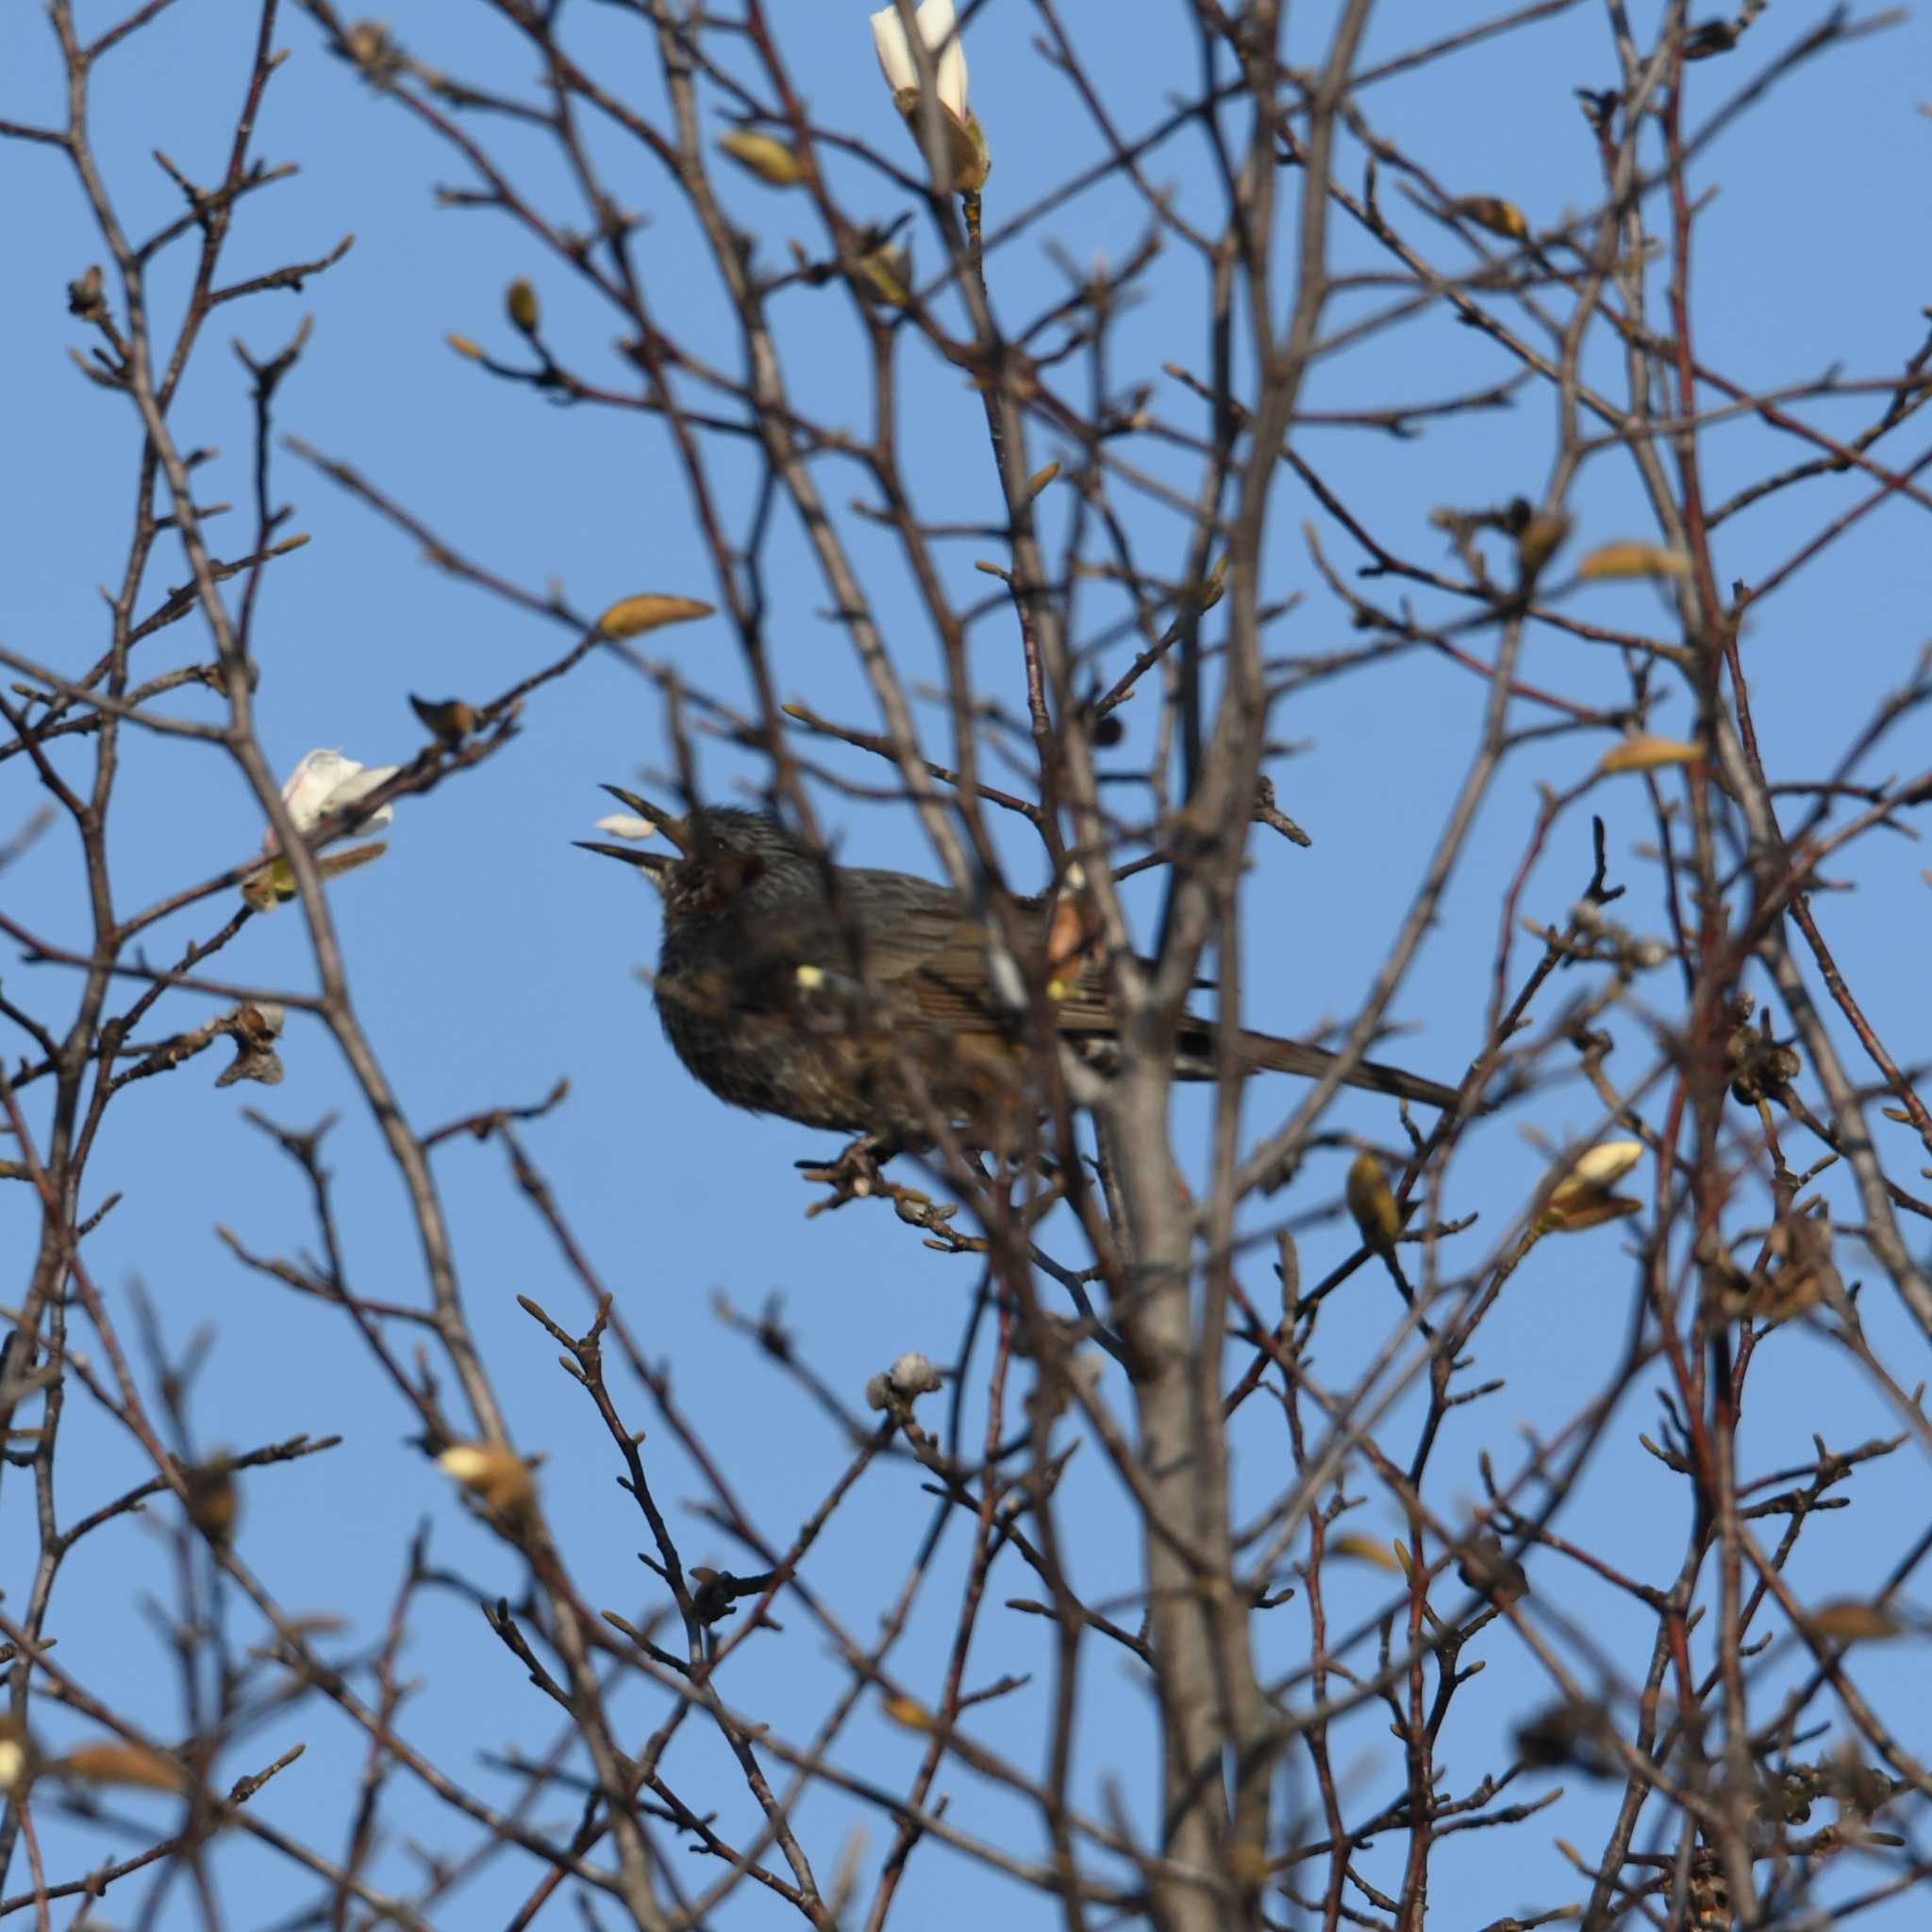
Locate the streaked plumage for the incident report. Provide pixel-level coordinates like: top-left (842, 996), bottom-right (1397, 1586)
top-left (581, 798), bottom-right (1464, 1143)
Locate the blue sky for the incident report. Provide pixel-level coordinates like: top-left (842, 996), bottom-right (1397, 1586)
top-left (5, 1), bottom-right (1931, 1924)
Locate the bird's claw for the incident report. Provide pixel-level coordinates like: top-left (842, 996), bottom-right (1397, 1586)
top-left (795, 1145), bottom-right (987, 1253)
top-left (798, 1137), bottom-right (887, 1213)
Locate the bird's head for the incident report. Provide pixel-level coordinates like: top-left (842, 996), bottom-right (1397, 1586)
top-left (576, 788), bottom-right (810, 925)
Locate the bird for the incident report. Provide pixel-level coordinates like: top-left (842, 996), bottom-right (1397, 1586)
top-left (578, 790), bottom-right (1466, 1150)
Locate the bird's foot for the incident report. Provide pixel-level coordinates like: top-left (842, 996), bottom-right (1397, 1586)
top-left (797, 1142), bottom-right (990, 1251)
top-left (797, 1136), bottom-right (889, 1214)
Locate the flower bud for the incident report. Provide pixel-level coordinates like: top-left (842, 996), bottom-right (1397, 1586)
top-left (1345, 1151), bottom-right (1401, 1255)
top-left (853, 238), bottom-right (913, 307)
top-left (888, 1351), bottom-right (941, 1396)
top-left (409, 693), bottom-right (479, 744)
top-left (439, 1441), bottom-right (536, 1516)
top-left (1539, 1141), bottom-right (1646, 1234)
top-left (595, 592), bottom-right (714, 639)
top-left (717, 131), bottom-right (809, 188)
top-left (870, 0), bottom-right (990, 192)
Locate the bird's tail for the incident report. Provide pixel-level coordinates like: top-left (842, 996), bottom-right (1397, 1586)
top-left (1175, 1024), bottom-right (1466, 1111)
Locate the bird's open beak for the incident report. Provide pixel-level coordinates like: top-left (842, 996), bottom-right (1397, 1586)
top-left (574, 783), bottom-right (690, 885)
top-left (574, 839), bottom-right (675, 882)
top-left (601, 785), bottom-right (691, 852)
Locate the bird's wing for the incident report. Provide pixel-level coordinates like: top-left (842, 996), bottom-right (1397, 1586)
top-left (726, 869), bottom-right (1009, 1034)
top-left (869, 898), bottom-right (1017, 1033)
top-left (858, 886), bottom-right (1130, 1038)
top-left (806, 874), bottom-right (1062, 1034)
top-left (824, 874), bottom-right (1465, 1107)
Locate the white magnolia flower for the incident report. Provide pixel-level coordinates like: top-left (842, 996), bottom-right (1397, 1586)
top-left (1537, 1138), bottom-right (1647, 1237)
top-left (593, 812), bottom-right (658, 841)
top-left (245, 749), bottom-right (399, 912)
top-left (871, 0), bottom-right (968, 120)
top-left (1562, 1141), bottom-right (1645, 1191)
top-left (265, 749), bottom-right (400, 854)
